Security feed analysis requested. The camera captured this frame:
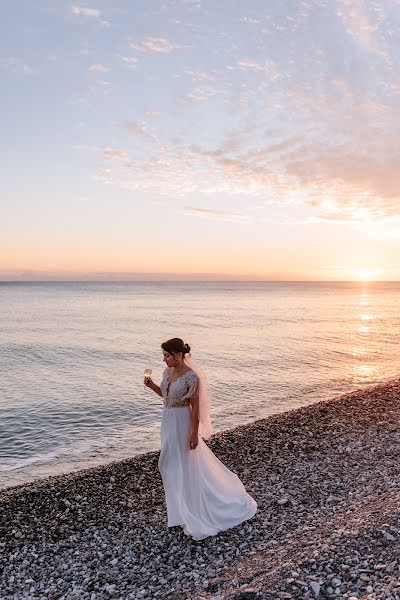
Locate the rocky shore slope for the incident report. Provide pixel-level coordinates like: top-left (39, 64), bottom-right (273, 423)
top-left (1, 380), bottom-right (399, 599)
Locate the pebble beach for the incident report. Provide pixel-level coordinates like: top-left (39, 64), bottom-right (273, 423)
top-left (1, 380), bottom-right (399, 600)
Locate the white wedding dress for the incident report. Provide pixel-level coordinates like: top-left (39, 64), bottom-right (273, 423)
top-left (158, 368), bottom-right (257, 540)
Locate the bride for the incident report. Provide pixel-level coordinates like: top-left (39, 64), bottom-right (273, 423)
top-left (144, 337), bottom-right (257, 540)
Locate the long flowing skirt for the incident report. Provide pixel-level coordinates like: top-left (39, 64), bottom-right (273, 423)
top-left (158, 406), bottom-right (257, 540)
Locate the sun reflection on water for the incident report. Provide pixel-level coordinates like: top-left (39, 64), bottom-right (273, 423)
top-left (353, 364), bottom-right (377, 379)
top-left (360, 314), bottom-right (373, 321)
top-left (352, 286), bottom-right (380, 381)
top-left (352, 347), bottom-right (366, 356)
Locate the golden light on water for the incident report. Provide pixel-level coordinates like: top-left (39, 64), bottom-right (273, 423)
top-left (352, 346), bottom-right (366, 356)
top-left (353, 287), bottom-right (377, 378)
top-left (358, 300), bottom-right (372, 333)
top-left (358, 325), bottom-right (370, 333)
top-left (360, 314), bottom-right (373, 321)
top-left (354, 364), bottom-right (377, 379)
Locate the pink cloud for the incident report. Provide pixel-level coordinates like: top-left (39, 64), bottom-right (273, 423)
top-left (72, 5), bottom-right (100, 17)
top-left (130, 37), bottom-right (182, 54)
top-left (103, 149), bottom-right (128, 161)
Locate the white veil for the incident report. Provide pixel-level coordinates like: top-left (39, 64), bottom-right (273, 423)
top-left (185, 355), bottom-right (213, 439)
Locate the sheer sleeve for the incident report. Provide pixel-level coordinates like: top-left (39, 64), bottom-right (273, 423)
top-left (181, 371), bottom-right (199, 403)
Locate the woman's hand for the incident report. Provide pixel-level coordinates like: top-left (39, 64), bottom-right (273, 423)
top-left (144, 376), bottom-right (154, 389)
top-left (189, 431), bottom-right (199, 450)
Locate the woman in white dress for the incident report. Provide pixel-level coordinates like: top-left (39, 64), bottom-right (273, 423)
top-left (144, 337), bottom-right (257, 541)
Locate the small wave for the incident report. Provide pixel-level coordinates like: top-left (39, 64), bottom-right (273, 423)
top-left (0, 439), bottom-right (108, 472)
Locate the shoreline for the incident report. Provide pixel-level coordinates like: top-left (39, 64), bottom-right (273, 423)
top-left (1, 380), bottom-right (400, 599)
top-left (2, 373), bottom-right (398, 494)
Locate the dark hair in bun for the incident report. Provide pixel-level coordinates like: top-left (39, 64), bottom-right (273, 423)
top-left (161, 338), bottom-right (191, 356)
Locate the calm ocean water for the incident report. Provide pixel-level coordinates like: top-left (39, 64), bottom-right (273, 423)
top-left (1, 281), bottom-right (399, 490)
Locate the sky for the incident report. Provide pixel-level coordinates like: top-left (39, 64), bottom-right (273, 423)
top-left (2, 0), bottom-right (400, 281)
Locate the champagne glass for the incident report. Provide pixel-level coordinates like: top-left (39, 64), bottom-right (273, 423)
top-left (144, 368), bottom-right (152, 391)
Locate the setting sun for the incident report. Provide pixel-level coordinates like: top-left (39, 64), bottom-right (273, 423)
top-left (355, 268), bottom-right (379, 282)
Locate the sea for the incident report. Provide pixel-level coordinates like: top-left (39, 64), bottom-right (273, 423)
top-left (1, 281), bottom-right (399, 490)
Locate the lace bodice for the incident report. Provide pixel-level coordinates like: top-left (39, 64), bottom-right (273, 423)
top-left (160, 368), bottom-right (199, 408)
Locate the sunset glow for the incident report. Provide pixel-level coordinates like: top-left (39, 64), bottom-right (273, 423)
top-left (1, 2), bottom-right (400, 281)
top-left (355, 269), bottom-right (380, 282)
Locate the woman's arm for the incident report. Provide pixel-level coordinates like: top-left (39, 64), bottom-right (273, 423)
top-left (145, 378), bottom-right (163, 397)
top-left (189, 386), bottom-right (200, 449)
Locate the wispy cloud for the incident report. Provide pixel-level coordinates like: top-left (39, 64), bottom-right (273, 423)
top-left (239, 16), bottom-right (261, 24)
top-left (71, 5), bottom-right (101, 17)
top-left (183, 207), bottom-right (246, 221)
top-left (185, 69), bottom-right (216, 83)
top-left (103, 148), bottom-right (128, 160)
top-left (185, 87), bottom-right (217, 102)
top-left (126, 122), bottom-right (147, 136)
top-left (130, 37), bottom-right (182, 54)
top-left (335, 0), bottom-right (379, 54)
top-left (119, 56), bottom-right (138, 69)
top-left (89, 63), bottom-right (107, 72)
top-left (124, 121), bottom-right (159, 143)
top-left (237, 59), bottom-right (265, 72)
top-left (71, 5), bottom-right (109, 26)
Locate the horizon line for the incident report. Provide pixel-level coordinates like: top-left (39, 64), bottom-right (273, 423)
top-left (1, 278), bottom-right (399, 284)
